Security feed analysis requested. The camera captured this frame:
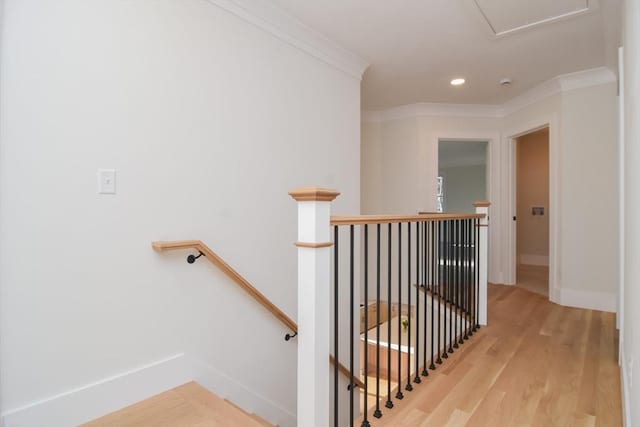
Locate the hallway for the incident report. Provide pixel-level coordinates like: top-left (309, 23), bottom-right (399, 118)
top-left (516, 264), bottom-right (549, 297)
top-left (365, 284), bottom-right (622, 426)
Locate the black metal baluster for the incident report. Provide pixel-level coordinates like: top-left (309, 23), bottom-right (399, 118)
top-left (453, 220), bottom-right (459, 350)
top-left (386, 223), bottom-right (394, 409)
top-left (462, 219), bottom-right (468, 341)
top-left (442, 220), bottom-right (449, 360)
top-left (374, 224), bottom-right (382, 419)
top-left (459, 219), bottom-right (465, 345)
top-left (471, 218), bottom-right (476, 335)
top-left (442, 220), bottom-right (448, 359)
top-left (475, 218), bottom-right (480, 331)
top-left (456, 220), bottom-right (464, 348)
top-left (467, 218), bottom-right (472, 339)
top-left (363, 225), bottom-right (370, 427)
top-left (448, 220), bottom-right (454, 355)
top-left (469, 218), bottom-right (476, 337)
top-left (334, 226), bottom-right (339, 427)
top-left (437, 221), bottom-right (443, 365)
top-left (422, 220), bottom-right (428, 378)
top-left (349, 225), bottom-right (355, 427)
top-left (430, 221), bottom-right (436, 371)
top-left (396, 222), bottom-right (404, 400)
top-left (414, 221), bottom-right (421, 384)
top-left (406, 222), bottom-right (413, 392)
top-left (470, 219), bottom-right (475, 335)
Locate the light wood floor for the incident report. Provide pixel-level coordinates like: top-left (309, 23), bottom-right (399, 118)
top-left (516, 264), bottom-right (549, 297)
top-left (81, 382), bottom-right (274, 427)
top-left (359, 284), bottom-right (622, 427)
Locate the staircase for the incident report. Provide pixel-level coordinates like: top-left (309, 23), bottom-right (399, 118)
top-left (81, 382), bottom-right (275, 427)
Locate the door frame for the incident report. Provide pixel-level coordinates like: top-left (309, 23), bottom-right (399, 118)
top-left (504, 114), bottom-right (559, 303)
top-left (433, 129), bottom-right (501, 284)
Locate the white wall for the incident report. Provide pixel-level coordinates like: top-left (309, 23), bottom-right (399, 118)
top-left (622, 1), bottom-right (640, 425)
top-left (361, 117), bottom-right (421, 214)
top-left (361, 80), bottom-right (619, 312)
top-left (0, 1), bottom-right (361, 425)
top-left (559, 83), bottom-right (618, 299)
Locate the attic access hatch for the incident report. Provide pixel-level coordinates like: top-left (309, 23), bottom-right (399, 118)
top-left (470, 0), bottom-right (598, 37)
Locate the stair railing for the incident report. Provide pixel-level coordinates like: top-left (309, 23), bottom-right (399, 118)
top-left (289, 187), bottom-right (490, 427)
top-left (151, 239), bottom-right (364, 391)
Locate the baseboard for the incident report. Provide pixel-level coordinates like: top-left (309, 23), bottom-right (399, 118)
top-left (1, 354), bottom-right (192, 427)
top-left (621, 347), bottom-right (631, 427)
top-left (1, 353), bottom-right (296, 427)
top-left (558, 288), bottom-right (616, 312)
top-left (518, 254), bottom-right (549, 266)
top-left (191, 357), bottom-right (296, 427)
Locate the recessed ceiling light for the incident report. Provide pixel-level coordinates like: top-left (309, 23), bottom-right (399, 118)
top-left (450, 78), bottom-right (465, 86)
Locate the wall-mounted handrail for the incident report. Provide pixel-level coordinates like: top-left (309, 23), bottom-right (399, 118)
top-left (151, 239), bottom-right (365, 390)
top-left (152, 240), bottom-right (297, 333)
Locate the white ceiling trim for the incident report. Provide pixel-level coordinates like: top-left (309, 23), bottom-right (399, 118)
top-left (204, 0), bottom-right (369, 79)
top-left (362, 103), bottom-right (502, 123)
top-left (362, 67), bottom-right (617, 123)
top-left (556, 66), bottom-right (617, 91)
top-left (500, 76), bottom-right (562, 116)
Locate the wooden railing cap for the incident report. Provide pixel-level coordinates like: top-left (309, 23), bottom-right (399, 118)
top-left (473, 201), bottom-right (491, 207)
top-left (288, 187), bottom-right (340, 202)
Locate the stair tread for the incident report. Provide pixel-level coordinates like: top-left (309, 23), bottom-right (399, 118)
top-left (81, 382), bottom-right (273, 427)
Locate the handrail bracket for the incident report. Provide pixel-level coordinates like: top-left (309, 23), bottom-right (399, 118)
top-left (187, 251), bottom-right (205, 264)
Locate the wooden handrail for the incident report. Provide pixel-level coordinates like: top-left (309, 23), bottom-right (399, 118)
top-left (330, 354), bottom-right (365, 389)
top-left (331, 212), bottom-right (484, 226)
top-left (152, 240), bottom-right (363, 389)
top-left (152, 240), bottom-right (297, 332)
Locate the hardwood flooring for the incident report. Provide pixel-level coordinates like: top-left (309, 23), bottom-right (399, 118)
top-left (81, 382), bottom-right (274, 427)
top-left (360, 284), bottom-right (622, 427)
top-left (516, 264), bottom-right (549, 297)
top-left (83, 285), bottom-right (621, 427)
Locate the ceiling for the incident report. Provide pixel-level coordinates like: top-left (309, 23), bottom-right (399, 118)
top-left (269, 0), bottom-right (621, 109)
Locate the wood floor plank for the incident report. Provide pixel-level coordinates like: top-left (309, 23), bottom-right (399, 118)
top-left (368, 285), bottom-right (622, 427)
top-left (82, 382), bottom-right (271, 427)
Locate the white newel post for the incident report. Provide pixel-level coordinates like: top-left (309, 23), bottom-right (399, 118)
top-left (289, 187), bottom-right (340, 427)
top-left (474, 201), bottom-right (490, 326)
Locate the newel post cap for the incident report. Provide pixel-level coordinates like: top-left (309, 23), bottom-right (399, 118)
top-left (473, 201), bottom-right (491, 208)
top-left (288, 187), bottom-right (340, 202)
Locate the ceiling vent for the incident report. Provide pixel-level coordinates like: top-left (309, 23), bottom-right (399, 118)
top-left (469, 0), bottom-right (598, 37)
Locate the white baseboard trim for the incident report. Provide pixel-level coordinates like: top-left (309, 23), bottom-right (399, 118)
top-left (191, 357), bottom-right (296, 427)
top-left (518, 254), bottom-right (549, 266)
top-left (621, 347), bottom-right (631, 427)
top-left (558, 288), bottom-right (616, 312)
top-left (0, 353), bottom-right (295, 427)
top-left (1, 353), bottom-right (192, 427)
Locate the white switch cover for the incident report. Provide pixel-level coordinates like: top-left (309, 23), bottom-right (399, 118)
top-left (98, 169), bottom-right (116, 194)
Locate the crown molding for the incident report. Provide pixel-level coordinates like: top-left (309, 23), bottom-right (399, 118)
top-left (500, 75), bottom-right (562, 116)
top-left (362, 102), bottom-right (502, 123)
top-left (363, 67), bottom-right (617, 122)
top-left (555, 66), bottom-right (617, 91)
top-left (205, 0), bottom-right (369, 80)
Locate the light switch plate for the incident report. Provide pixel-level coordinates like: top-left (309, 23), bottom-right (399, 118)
top-left (98, 169), bottom-right (116, 194)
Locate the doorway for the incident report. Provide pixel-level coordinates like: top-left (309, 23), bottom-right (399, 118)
top-left (437, 140), bottom-right (488, 213)
top-left (514, 128), bottom-right (550, 297)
